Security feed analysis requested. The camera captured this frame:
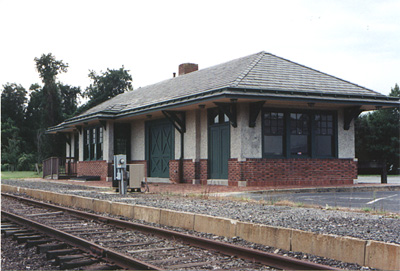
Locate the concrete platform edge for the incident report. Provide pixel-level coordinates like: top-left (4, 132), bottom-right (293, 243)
top-left (2, 184), bottom-right (399, 270)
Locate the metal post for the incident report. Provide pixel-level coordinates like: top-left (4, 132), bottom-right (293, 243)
top-left (50, 158), bottom-right (53, 179)
top-left (119, 168), bottom-right (126, 195)
top-left (381, 161), bottom-right (387, 184)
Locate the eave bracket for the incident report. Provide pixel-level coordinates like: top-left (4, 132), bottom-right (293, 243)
top-left (214, 102), bottom-right (237, 128)
top-left (99, 120), bottom-right (107, 131)
top-left (344, 106), bottom-right (362, 130)
top-left (75, 125), bottom-right (82, 134)
top-left (249, 101), bottom-right (265, 127)
top-left (162, 111), bottom-right (186, 134)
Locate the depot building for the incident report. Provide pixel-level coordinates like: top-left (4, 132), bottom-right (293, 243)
top-left (47, 52), bottom-right (399, 187)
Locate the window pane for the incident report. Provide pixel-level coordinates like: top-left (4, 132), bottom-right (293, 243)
top-left (223, 113), bottom-right (229, 123)
top-left (316, 135), bottom-right (333, 156)
top-left (115, 138), bottom-right (127, 155)
top-left (98, 127), bottom-right (103, 143)
top-left (86, 131), bottom-right (90, 145)
top-left (97, 143), bottom-right (103, 160)
top-left (290, 135), bottom-right (308, 156)
top-left (92, 128), bottom-right (96, 144)
top-left (263, 112), bottom-right (284, 156)
top-left (264, 135), bottom-right (283, 156)
top-left (214, 115), bottom-right (219, 124)
top-left (290, 113), bottom-right (309, 135)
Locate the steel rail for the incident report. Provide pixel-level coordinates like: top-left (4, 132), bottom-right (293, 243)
top-left (1, 210), bottom-right (162, 271)
top-left (2, 192), bottom-right (338, 270)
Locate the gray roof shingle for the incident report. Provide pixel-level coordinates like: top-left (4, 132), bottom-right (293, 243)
top-left (50, 51), bottom-right (398, 131)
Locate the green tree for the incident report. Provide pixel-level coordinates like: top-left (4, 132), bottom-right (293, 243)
top-left (25, 84), bottom-right (45, 162)
top-left (32, 54), bottom-right (70, 161)
top-left (58, 83), bottom-right (81, 119)
top-left (80, 66), bottom-right (132, 112)
top-left (355, 84), bottom-right (400, 173)
top-left (1, 118), bottom-right (22, 170)
top-left (1, 83), bottom-right (27, 126)
top-left (1, 83), bottom-right (27, 167)
top-left (34, 53), bottom-right (68, 127)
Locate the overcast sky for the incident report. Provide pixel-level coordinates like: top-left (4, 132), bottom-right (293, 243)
top-left (1, 0), bottom-right (399, 99)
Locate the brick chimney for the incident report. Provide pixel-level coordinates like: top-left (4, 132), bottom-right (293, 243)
top-left (178, 63), bottom-right (198, 76)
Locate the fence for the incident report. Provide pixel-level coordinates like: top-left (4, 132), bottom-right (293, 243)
top-left (43, 157), bottom-right (77, 179)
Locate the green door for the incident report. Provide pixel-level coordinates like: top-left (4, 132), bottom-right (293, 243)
top-left (209, 123), bottom-right (230, 179)
top-left (147, 120), bottom-right (174, 178)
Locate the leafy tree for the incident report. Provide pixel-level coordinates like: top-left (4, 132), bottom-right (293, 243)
top-left (355, 84), bottom-right (400, 173)
top-left (1, 83), bottom-right (27, 127)
top-left (1, 118), bottom-right (22, 170)
top-left (24, 84), bottom-right (46, 162)
top-left (58, 83), bottom-right (81, 119)
top-left (34, 53), bottom-right (68, 127)
top-left (1, 84), bottom-right (27, 167)
top-left (80, 66), bottom-right (132, 112)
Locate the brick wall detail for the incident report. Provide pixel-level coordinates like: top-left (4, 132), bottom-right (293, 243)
top-left (228, 158), bottom-right (357, 187)
top-left (77, 160), bottom-right (112, 181)
top-left (169, 159), bottom-right (208, 184)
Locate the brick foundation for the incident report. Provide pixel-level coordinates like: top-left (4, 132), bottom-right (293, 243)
top-left (162, 158), bottom-right (357, 187)
top-left (169, 159), bottom-right (208, 184)
top-left (77, 160), bottom-right (112, 181)
top-left (228, 158), bottom-right (357, 187)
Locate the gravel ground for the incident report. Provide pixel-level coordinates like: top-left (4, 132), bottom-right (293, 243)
top-left (1, 233), bottom-right (54, 270)
top-left (2, 193), bottom-right (368, 270)
top-left (2, 179), bottom-right (400, 245)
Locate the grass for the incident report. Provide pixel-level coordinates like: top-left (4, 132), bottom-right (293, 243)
top-left (1, 171), bottom-right (42, 179)
top-left (362, 207), bottom-right (372, 212)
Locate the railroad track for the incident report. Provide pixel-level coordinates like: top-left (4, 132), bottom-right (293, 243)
top-left (2, 193), bottom-right (337, 270)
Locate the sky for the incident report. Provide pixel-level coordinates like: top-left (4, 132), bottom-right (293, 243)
top-left (1, 0), bottom-right (399, 101)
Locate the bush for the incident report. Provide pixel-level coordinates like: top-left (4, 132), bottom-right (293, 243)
top-left (1, 163), bottom-right (10, 171)
top-left (17, 153), bottom-right (36, 171)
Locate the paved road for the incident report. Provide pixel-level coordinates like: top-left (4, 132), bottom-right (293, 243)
top-left (236, 190), bottom-right (400, 213)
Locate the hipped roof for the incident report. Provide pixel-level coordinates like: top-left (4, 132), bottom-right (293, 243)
top-left (48, 51), bottom-right (399, 132)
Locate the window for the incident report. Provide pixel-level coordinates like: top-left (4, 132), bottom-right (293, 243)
top-left (74, 133), bottom-right (79, 160)
top-left (114, 123), bottom-right (131, 161)
top-left (263, 110), bottom-right (336, 158)
top-left (84, 126), bottom-right (103, 161)
top-left (96, 127), bottom-right (103, 160)
top-left (290, 113), bottom-right (310, 157)
top-left (315, 114), bottom-right (334, 157)
top-left (263, 112), bottom-right (284, 156)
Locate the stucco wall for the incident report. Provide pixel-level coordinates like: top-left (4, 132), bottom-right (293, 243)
top-left (174, 109), bottom-right (207, 161)
top-left (65, 133), bottom-right (71, 158)
top-left (180, 110), bottom-right (199, 161)
top-left (231, 103), bottom-right (262, 160)
top-left (79, 130), bottom-right (84, 161)
top-left (174, 128), bottom-right (181, 160)
top-left (131, 119), bottom-right (145, 161)
top-left (338, 109), bottom-right (355, 159)
top-left (103, 121), bottom-right (114, 162)
top-left (200, 109), bottom-right (208, 159)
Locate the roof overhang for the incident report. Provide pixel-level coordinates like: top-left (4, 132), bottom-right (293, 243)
top-left (47, 87), bottom-right (399, 134)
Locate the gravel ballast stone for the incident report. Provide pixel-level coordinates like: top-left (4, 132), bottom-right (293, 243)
top-left (2, 179), bottom-right (399, 246)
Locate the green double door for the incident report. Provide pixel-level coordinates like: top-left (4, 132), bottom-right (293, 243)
top-left (147, 120), bottom-right (174, 178)
top-left (209, 123), bottom-right (230, 179)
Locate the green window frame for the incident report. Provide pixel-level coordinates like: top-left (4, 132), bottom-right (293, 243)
top-left (84, 126), bottom-right (103, 161)
top-left (262, 109), bottom-right (337, 159)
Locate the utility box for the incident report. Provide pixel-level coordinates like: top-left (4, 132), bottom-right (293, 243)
top-left (113, 154), bottom-right (127, 188)
top-left (128, 164), bottom-right (145, 191)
